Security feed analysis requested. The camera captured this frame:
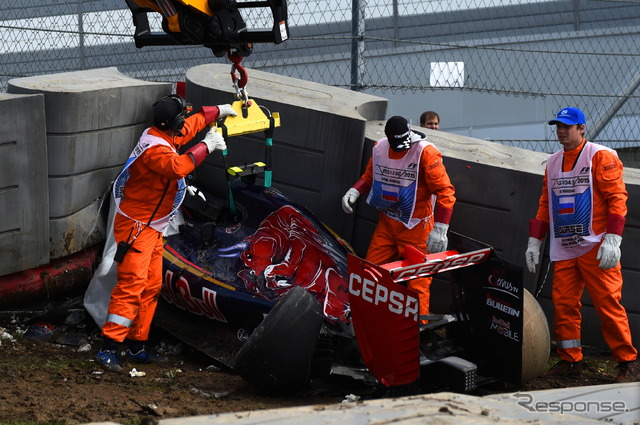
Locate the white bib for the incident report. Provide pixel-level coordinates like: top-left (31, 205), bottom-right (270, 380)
top-left (366, 135), bottom-right (432, 229)
top-left (546, 141), bottom-right (614, 261)
top-left (113, 129), bottom-right (186, 232)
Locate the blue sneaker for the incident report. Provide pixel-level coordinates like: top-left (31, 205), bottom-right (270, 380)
top-left (125, 347), bottom-right (168, 364)
top-left (96, 349), bottom-right (123, 372)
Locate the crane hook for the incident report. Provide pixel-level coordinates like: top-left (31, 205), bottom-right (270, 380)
top-left (228, 49), bottom-right (250, 106)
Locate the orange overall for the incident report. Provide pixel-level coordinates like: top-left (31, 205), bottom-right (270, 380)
top-left (102, 108), bottom-right (218, 343)
top-left (354, 142), bottom-right (455, 317)
top-left (534, 138), bottom-right (637, 363)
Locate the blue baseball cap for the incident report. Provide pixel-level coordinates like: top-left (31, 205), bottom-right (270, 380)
top-left (548, 107), bottom-right (586, 126)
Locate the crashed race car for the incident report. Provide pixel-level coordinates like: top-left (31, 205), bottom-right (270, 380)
top-left (154, 123), bottom-right (550, 394)
top-left (116, 0), bottom-right (547, 395)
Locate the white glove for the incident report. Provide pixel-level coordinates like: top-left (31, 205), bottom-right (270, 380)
top-left (342, 188), bottom-right (360, 214)
top-left (525, 237), bottom-right (543, 273)
top-left (597, 233), bottom-right (622, 269)
top-left (427, 222), bottom-right (449, 253)
top-left (202, 129), bottom-right (227, 153)
top-left (187, 185), bottom-right (206, 201)
top-left (217, 104), bottom-right (237, 119)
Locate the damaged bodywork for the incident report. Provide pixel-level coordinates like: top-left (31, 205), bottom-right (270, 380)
top-left (154, 178), bottom-right (549, 393)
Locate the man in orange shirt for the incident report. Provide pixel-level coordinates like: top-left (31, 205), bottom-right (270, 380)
top-left (96, 94), bottom-right (236, 372)
top-left (525, 107), bottom-right (639, 383)
top-left (342, 116), bottom-right (455, 321)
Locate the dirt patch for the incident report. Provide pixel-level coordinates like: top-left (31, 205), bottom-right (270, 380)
top-left (472, 353), bottom-right (618, 397)
top-left (520, 354), bottom-right (618, 391)
top-left (0, 310), bottom-right (350, 425)
top-left (0, 307), bottom-right (619, 425)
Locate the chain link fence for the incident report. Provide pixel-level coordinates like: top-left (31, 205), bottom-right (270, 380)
top-left (2, 0), bottom-right (640, 152)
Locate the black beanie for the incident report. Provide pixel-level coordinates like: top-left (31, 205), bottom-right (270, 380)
top-left (385, 116), bottom-right (411, 151)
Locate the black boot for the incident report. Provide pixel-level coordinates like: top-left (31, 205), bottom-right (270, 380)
top-left (125, 339), bottom-right (168, 364)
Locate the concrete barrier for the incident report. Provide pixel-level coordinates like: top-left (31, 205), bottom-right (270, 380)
top-left (183, 63), bottom-right (388, 242)
top-left (6, 67), bottom-right (171, 260)
top-left (0, 93), bottom-right (49, 275)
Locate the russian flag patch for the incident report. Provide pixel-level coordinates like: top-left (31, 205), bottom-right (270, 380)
top-left (381, 185), bottom-right (399, 202)
top-left (559, 196), bottom-right (575, 214)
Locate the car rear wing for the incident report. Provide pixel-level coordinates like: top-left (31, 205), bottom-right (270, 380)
top-left (348, 232), bottom-right (526, 390)
top-left (380, 245), bottom-right (493, 283)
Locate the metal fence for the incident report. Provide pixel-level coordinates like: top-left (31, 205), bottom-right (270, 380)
top-left (2, 0), bottom-right (640, 152)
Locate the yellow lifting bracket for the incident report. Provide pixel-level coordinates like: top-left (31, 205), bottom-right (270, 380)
top-left (212, 99), bottom-right (280, 137)
top-left (212, 97), bottom-right (280, 219)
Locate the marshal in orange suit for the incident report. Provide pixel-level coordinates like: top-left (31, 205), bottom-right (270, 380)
top-left (96, 94), bottom-right (236, 372)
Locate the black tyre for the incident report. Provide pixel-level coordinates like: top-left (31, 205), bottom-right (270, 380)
top-left (232, 286), bottom-right (324, 392)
